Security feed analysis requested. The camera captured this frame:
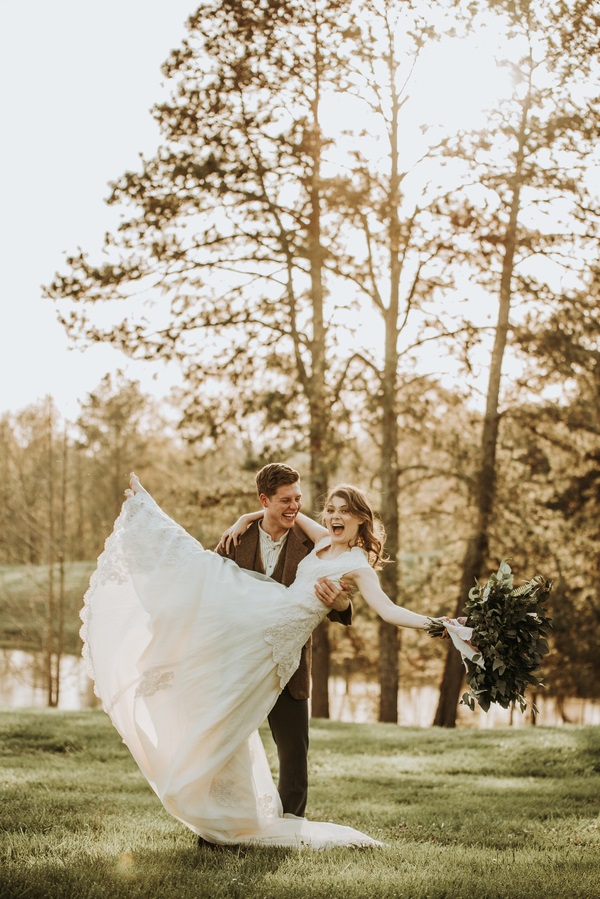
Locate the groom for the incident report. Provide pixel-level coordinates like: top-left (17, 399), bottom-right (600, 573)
top-left (216, 462), bottom-right (352, 818)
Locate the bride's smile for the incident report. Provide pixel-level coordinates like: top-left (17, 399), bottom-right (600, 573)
top-left (323, 496), bottom-right (361, 548)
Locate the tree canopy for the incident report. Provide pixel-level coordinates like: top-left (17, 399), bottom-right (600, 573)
top-left (41, 0), bottom-right (599, 722)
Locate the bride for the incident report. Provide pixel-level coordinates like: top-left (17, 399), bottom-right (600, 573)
top-left (81, 474), bottom-right (463, 848)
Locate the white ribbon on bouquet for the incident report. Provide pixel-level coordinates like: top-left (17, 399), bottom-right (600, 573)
top-left (443, 618), bottom-right (485, 669)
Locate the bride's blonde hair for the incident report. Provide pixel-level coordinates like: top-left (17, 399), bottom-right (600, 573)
top-left (321, 485), bottom-right (387, 569)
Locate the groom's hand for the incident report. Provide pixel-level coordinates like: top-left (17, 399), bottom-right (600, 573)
top-left (314, 577), bottom-right (351, 612)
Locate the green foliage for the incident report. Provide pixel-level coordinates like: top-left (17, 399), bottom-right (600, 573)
top-left (2, 711), bottom-right (600, 898)
top-left (461, 561), bottom-right (553, 714)
top-left (0, 562), bottom-right (93, 652)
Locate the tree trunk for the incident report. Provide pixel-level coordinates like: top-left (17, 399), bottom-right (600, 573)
top-left (53, 427), bottom-right (68, 709)
top-left (433, 92), bottom-right (531, 726)
top-left (311, 622), bottom-right (331, 719)
top-left (433, 533), bottom-right (485, 726)
top-left (378, 65), bottom-right (402, 723)
top-left (306, 46), bottom-right (333, 719)
top-left (45, 401), bottom-right (57, 708)
top-left (378, 373), bottom-right (400, 721)
top-left (310, 412), bottom-right (332, 718)
top-left (75, 443), bottom-right (85, 558)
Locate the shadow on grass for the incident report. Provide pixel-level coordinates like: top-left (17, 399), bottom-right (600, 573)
top-left (0, 842), bottom-right (304, 899)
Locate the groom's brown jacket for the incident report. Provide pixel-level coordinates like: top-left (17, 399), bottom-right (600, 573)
top-left (216, 520), bottom-right (352, 700)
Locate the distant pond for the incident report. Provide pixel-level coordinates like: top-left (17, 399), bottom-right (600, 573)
top-left (1, 649), bottom-right (598, 728)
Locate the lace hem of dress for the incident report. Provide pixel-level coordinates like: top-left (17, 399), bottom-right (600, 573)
top-left (263, 627), bottom-right (301, 690)
top-left (80, 490), bottom-right (175, 706)
top-left (208, 775), bottom-right (278, 819)
top-left (264, 604), bottom-right (324, 690)
top-left (79, 499), bottom-right (132, 704)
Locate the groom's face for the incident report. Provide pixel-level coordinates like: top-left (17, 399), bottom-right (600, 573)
top-left (260, 481), bottom-right (302, 533)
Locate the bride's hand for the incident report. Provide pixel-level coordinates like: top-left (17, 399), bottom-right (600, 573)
top-left (438, 615), bottom-right (460, 639)
top-left (442, 616), bottom-right (468, 629)
top-left (217, 516), bottom-right (253, 553)
top-left (441, 616), bottom-right (478, 653)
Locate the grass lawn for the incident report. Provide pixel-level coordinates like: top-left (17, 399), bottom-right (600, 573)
top-left (1, 710), bottom-right (599, 899)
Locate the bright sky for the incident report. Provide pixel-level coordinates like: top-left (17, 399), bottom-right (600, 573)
top-left (0, 1), bottom-right (510, 422)
top-left (0, 1), bottom-right (193, 419)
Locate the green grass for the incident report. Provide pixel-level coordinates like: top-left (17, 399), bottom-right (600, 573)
top-left (1, 711), bottom-right (599, 898)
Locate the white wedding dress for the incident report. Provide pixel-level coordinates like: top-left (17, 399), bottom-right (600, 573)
top-left (81, 487), bottom-right (382, 848)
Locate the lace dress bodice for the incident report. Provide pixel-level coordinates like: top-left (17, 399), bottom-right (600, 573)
top-left (264, 537), bottom-right (371, 689)
top-left (292, 538), bottom-right (371, 598)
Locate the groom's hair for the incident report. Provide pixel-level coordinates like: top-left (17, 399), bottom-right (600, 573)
top-left (256, 463), bottom-right (300, 498)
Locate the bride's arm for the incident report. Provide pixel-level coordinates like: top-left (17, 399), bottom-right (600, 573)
top-left (217, 510), bottom-right (264, 551)
top-left (350, 567), bottom-right (430, 629)
top-left (218, 509), bottom-right (328, 552)
top-left (293, 512), bottom-right (329, 545)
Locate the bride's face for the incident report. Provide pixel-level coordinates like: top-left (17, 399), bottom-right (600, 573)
top-left (323, 495), bottom-right (361, 546)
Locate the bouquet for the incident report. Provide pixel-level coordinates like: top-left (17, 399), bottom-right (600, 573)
top-left (428, 561), bottom-right (553, 714)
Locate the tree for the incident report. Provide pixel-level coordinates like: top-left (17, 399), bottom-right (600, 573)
top-left (330, 0), bottom-right (472, 720)
top-left (0, 415), bottom-right (18, 565)
top-left (46, 0), bottom-right (358, 500)
top-left (0, 398), bottom-right (70, 704)
top-left (45, 0), bottom-right (366, 715)
top-left (513, 270), bottom-right (600, 708)
top-left (433, 0), bottom-right (599, 725)
top-left (74, 372), bottom-right (161, 556)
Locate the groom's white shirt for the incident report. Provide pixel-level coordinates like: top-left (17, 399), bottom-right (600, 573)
top-left (258, 522), bottom-right (288, 577)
